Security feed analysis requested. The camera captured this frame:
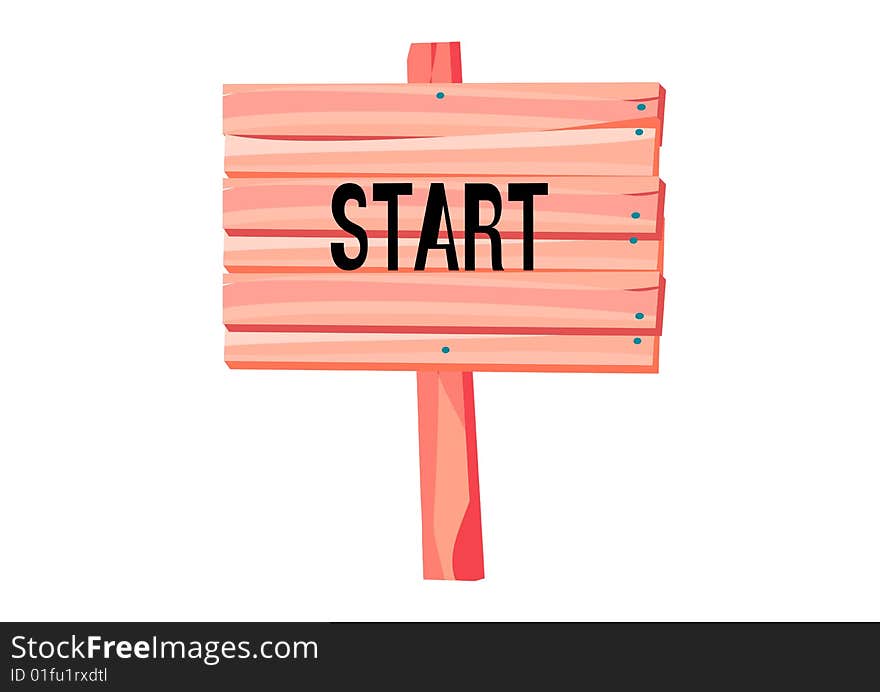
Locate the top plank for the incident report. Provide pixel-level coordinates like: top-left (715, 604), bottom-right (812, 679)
top-left (223, 83), bottom-right (665, 140)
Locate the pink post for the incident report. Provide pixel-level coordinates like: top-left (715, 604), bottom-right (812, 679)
top-left (408, 42), bottom-right (484, 580)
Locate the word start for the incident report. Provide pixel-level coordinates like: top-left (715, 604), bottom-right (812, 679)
top-left (330, 182), bottom-right (549, 270)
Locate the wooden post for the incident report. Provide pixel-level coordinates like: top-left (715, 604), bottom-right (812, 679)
top-left (409, 42), bottom-right (484, 581)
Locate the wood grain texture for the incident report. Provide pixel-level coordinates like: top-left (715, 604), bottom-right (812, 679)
top-left (407, 41), bottom-right (462, 83)
top-left (226, 332), bottom-right (659, 372)
top-left (223, 83), bottom-right (664, 138)
top-left (223, 271), bottom-right (664, 333)
top-left (225, 128), bottom-right (658, 177)
top-left (224, 236), bottom-right (662, 272)
top-left (223, 176), bottom-right (665, 238)
top-left (417, 370), bottom-right (483, 580)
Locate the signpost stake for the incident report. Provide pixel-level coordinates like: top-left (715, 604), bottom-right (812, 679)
top-left (408, 42), bottom-right (484, 580)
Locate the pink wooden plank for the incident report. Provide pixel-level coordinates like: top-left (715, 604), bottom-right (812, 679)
top-left (225, 128), bottom-right (658, 177)
top-left (222, 271), bottom-right (664, 333)
top-left (223, 176), bottom-right (664, 238)
top-left (222, 82), bottom-right (663, 138)
top-left (225, 332), bottom-right (659, 372)
top-left (224, 236), bottom-right (662, 272)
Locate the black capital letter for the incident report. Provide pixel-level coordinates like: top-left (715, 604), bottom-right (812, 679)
top-left (373, 183), bottom-right (412, 270)
top-left (415, 183), bottom-right (459, 271)
top-left (464, 183), bottom-right (504, 270)
top-left (508, 183), bottom-right (548, 270)
top-left (330, 183), bottom-right (368, 270)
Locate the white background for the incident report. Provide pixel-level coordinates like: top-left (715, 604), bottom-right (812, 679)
top-left (1, 0), bottom-right (878, 621)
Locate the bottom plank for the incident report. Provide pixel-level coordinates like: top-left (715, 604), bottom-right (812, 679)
top-left (226, 332), bottom-right (659, 372)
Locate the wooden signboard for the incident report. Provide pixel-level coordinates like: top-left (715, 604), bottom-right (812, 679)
top-left (224, 42), bottom-right (666, 580)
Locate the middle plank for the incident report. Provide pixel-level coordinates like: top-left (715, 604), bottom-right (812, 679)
top-left (224, 176), bottom-right (665, 272)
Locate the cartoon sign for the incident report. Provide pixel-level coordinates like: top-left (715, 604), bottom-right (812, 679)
top-left (223, 42), bottom-right (666, 579)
